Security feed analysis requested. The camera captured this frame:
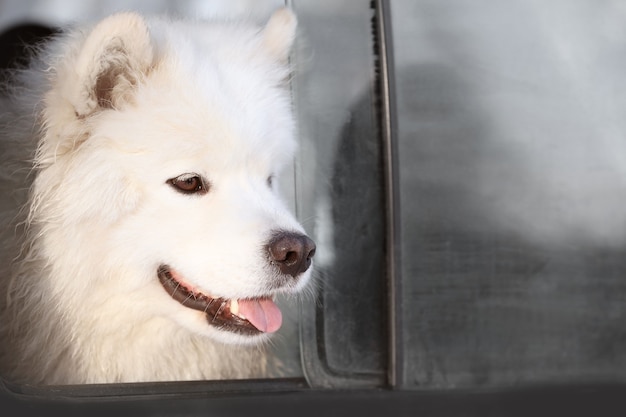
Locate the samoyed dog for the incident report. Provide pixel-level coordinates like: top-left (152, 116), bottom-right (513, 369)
top-left (0, 8), bottom-right (315, 384)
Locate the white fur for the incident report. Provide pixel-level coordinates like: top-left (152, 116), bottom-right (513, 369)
top-left (0, 8), bottom-right (311, 384)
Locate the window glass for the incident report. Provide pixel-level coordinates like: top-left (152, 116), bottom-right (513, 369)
top-left (392, 0), bottom-right (626, 388)
top-left (0, 0), bottom-right (388, 388)
top-left (292, 1), bottom-right (388, 388)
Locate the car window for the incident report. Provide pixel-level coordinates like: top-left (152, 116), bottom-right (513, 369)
top-left (3, 0), bottom-right (626, 403)
top-left (0, 0), bottom-right (388, 389)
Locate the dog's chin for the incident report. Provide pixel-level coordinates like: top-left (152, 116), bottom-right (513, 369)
top-left (207, 323), bottom-right (273, 346)
top-left (157, 265), bottom-right (282, 342)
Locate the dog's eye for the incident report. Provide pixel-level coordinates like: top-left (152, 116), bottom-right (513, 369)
top-left (267, 175), bottom-right (274, 188)
top-left (168, 174), bottom-right (208, 195)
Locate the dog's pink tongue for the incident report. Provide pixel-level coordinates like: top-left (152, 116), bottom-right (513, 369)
top-left (238, 299), bottom-right (282, 333)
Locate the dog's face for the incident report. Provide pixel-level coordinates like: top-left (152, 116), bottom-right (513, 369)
top-left (98, 66), bottom-right (314, 344)
top-left (33, 10), bottom-right (315, 344)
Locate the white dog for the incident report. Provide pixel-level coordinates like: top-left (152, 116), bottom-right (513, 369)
top-left (0, 8), bottom-right (315, 384)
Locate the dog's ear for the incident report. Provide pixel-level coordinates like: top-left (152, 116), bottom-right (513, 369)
top-left (262, 8), bottom-right (297, 63)
top-left (71, 12), bottom-right (153, 117)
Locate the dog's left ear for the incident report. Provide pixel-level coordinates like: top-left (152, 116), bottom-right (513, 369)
top-left (71, 12), bottom-right (154, 117)
top-left (262, 8), bottom-right (297, 63)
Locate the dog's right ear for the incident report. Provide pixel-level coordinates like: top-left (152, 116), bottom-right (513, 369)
top-left (70, 12), bottom-right (153, 117)
top-left (262, 8), bottom-right (297, 63)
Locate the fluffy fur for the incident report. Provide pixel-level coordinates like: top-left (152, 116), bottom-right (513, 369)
top-left (0, 8), bottom-right (314, 385)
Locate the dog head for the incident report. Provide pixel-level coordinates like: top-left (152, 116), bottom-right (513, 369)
top-left (31, 9), bottom-right (315, 344)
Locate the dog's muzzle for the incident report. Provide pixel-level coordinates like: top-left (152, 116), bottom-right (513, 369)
top-left (157, 231), bottom-right (315, 337)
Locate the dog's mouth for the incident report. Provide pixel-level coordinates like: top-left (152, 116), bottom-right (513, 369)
top-left (157, 265), bottom-right (282, 336)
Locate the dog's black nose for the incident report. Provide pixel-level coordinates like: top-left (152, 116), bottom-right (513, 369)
top-left (267, 231), bottom-right (316, 277)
